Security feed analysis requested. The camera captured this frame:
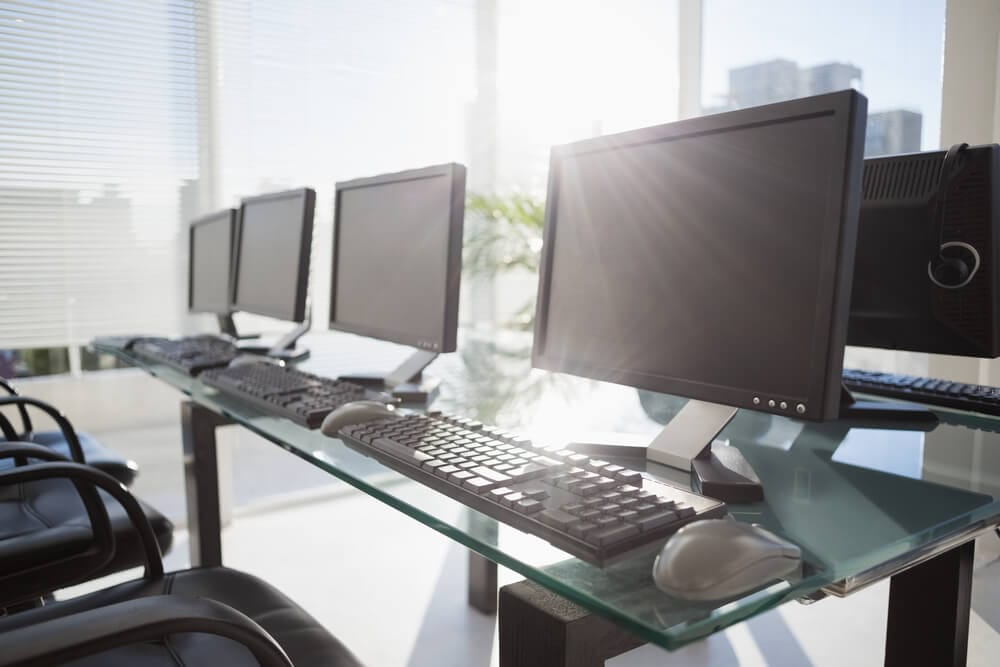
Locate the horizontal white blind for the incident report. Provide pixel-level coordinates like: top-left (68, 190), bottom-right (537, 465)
top-left (0, 0), bottom-right (205, 348)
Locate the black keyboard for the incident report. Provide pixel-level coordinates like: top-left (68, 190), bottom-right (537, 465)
top-left (843, 368), bottom-right (1000, 417)
top-left (132, 335), bottom-right (240, 375)
top-left (200, 361), bottom-right (393, 428)
top-left (338, 412), bottom-right (727, 566)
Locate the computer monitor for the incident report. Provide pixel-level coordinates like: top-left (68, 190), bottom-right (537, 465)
top-left (849, 144), bottom-right (1000, 357)
top-left (188, 208), bottom-right (238, 336)
top-left (232, 187), bottom-right (316, 359)
top-left (532, 90), bottom-right (868, 501)
top-left (330, 163), bottom-right (466, 402)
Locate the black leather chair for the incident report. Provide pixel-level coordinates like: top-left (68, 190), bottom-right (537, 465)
top-left (0, 442), bottom-right (173, 607)
top-left (0, 378), bottom-right (139, 485)
top-left (0, 458), bottom-right (363, 666)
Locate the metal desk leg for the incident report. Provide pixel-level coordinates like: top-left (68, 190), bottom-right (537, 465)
top-left (465, 507), bottom-right (498, 614)
top-left (499, 580), bottom-right (645, 667)
top-left (180, 401), bottom-right (231, 567)
top-left (885, 540), bottom-right (974, 667)
top-left (468, 551), bottom-right (498, 614)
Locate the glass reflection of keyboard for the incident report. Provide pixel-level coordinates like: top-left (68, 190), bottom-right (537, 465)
top-left (337, 412), bottom-right (727, 566)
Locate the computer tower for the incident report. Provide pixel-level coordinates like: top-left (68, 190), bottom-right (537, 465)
top-left (848, 144), bottom-right (1000, 357)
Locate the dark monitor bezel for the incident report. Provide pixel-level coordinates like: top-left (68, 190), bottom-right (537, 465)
top-left (532, 90), bottom-right (868, 422)
top-left (231, 187), bottom-right (315, 323)
top-left (188, 208), bottom-right (237, 315)
top-left (329, 162), bottom-right (466, 353)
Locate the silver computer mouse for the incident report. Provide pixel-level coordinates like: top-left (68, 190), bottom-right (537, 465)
top-left (652, 519), bottom-right (801, 601)
top-left (320, 401), bottom-right (396, 436)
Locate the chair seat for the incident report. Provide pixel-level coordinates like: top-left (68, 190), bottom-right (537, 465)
top-left (0, 567), bottom-right (364, 667)
top-left (6, 431), bottom-right (140, 486)
top-left (0, 476), bottom-right (172, 584)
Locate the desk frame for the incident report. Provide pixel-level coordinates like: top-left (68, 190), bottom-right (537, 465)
top-left (180, 399), bottom-right (978, 667)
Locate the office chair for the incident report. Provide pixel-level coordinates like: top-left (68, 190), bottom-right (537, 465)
top-left (0, 454), bottom-right (363, 666)
top-left (0, 377), bottom-right (139, 485)
top-left (0, 442), bottom-right (173, 607)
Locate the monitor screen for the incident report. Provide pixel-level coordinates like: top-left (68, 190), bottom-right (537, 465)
top-left (533, 91), bottom-right (867, 421)
top-left (188, 209), bottom-right (235, 314)
top-left (330, 163), bottom-right (465, 352)
top-left (232, 188), bottom-right (315, 322)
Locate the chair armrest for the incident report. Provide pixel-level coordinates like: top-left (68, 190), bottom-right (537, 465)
top-left (0, 462), bottom-right (163, 580)
top-left (0, 462), bottom-right (115, 604)
top-left (0, 412), bottom-right (19, 441)
top-left (0, 441), bottom-right (69, 463)
top-left (0, 378), bottom-right (33, 435)
top-left (0, 596), bottom-right (294, 667)
top-left (0, 396), bottom-right (83, 462)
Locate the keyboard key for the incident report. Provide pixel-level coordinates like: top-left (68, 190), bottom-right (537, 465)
top-left (436, 464), bottom-right (460, 478)
top-left (577, 483), bottom-right (600, 496)
top-left (539, 509), bottom-right (577, 530)
top-left (633, 511), bottom-right (678, 531)
top-left (514, 499), bottom-right (544, 514)
top-left (562, 503), bottom-right (585, 514)
top-left (502, 492), bottom-right (525, 507)
top-left (588, 523), bottom-right (640, 546)
top-left (488, 487), bottom-right (515, 502)
top-left (568, 521), bottom-right (598, 538)
top-left (450, 470), bottom-right (475, 483)
top-left (615, 470), bottom-right (643, 485)
top-left (471, 466), bottom-right (512, 485)
top-left (522, 488), bottom-right (549, 501)
top-left (464, 477), bottom-right (495, 493)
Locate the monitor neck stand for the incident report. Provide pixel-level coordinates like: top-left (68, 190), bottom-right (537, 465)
top-left (570, 400), bottom-right (764, 503)
top-left (338, 349), bottom-right (440, 404)
top-left (838, 384), bottom-right (939, 430)
top-left (216, 313), bottom-right (260, 342)
top-left (235, 314), bottom-right (311, 363)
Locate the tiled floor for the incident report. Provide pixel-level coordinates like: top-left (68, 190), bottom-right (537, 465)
top-left (68, 423), bottom-right (1000, 666)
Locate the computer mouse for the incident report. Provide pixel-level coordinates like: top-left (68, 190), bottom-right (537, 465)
top-left (652, 519), bottom-right (801, 601)
top-left (320, 401), bottom-right (397, 436)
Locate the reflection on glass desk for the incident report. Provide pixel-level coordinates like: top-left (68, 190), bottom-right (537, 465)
top-left (95, 329), bottom-right (1000, 650)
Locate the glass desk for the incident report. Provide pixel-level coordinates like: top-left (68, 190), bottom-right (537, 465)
top-left (99, 330), bottom-right (1000, 667)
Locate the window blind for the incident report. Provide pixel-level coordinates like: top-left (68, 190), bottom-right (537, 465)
top-left (0, 0), bottom-right (205, 348)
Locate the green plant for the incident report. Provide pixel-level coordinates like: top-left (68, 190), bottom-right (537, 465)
top-left (463, 192), bottom-right (545, 329)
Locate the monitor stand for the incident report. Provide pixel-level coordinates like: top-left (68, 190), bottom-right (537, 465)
top-left (235, 319), bottom-right (311, 363)
top-left (216, 314), bottom-right (260, 342)
top-left (338, 349), bottom-right (441, 403)
top-left (571, 400), bottom-right (765, 504)
top-left (838, 385), bottom-right (938, 430)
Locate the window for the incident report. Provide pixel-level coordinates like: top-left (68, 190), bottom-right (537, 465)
top-left (701, 0), bottom-right (946, 157)
top-left (0, 1), bottom-right (203, 351)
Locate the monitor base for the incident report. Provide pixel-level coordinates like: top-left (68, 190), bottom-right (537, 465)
top-left (338, 372), bottom-right (442, 404)
top-left (571, 399), bottom-right (764, 503)
top-left (338, 349), bottom-right (441, 404)
top-left (236, 344), bottom-right (310, 363)
top-left (691, 446), bottom-right (765, 503)
top-left (839, 384), bottom-right (939, 430)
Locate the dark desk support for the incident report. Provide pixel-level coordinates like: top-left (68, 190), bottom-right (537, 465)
top-left (180, 401), bottom-right (230, 567)
top-left (885, 541), bottom-right (974, 667)
top-left (499, 580), bottom-right (644, 667)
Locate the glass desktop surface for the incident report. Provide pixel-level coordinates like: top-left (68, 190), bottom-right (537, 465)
top-left (101, 330), bottom-right (1000, 650)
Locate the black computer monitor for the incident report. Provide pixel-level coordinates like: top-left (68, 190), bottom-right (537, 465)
top-left (188, 208), bottom-right (238, 336)
top-left (330, 163), bottom-right (466, 402)
top-left (849, 144), bottom-right (1000, 357)
top-left (232, 187), bottom-right (316, 359)
top-left (532, 90), bottom-right (868, 500)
